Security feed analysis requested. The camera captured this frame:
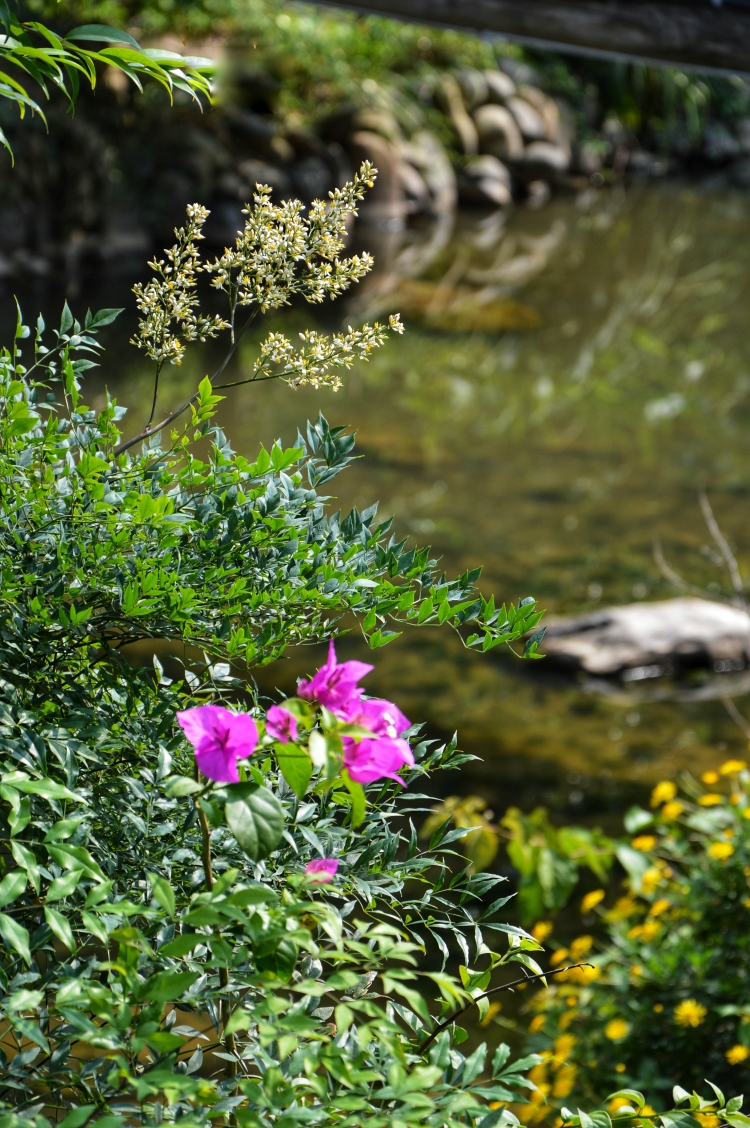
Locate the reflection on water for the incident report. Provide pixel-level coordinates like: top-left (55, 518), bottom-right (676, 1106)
top-left (17, 179), bottom-right (750, 821)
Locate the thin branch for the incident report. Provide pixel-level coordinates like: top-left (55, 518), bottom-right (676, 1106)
top-left (146, 360), bottom-right (164, 430)
top-left (653, 537), bottom-right (734, 605)
top-left (722, 695), bottom-right (750, 741)
top-left (112, 307), bottom-right (258, 457)
top-left (418, 962), bottom-right (593, 1054)
top-left (699, 490), bottom-right (747, 610)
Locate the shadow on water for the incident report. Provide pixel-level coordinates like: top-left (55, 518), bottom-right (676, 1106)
top-left (9, 177), bottom-right (750, 821)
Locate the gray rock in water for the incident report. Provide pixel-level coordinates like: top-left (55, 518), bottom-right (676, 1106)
top-left (517, 141), bottom-right (571, 181)
top-left (542, 597), bottom-right (750, 675)
top-left (474, 104), bottom-right (524, 161)
top-left (460, 155), bottom-right (513, 207)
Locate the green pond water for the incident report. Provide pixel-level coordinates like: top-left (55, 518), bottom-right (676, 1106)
top-left (17, 178), bottom-right (750, 825)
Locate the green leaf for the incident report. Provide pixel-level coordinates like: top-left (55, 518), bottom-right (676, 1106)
top-left (160, 934), bottom-right (203, 958)
top-left (135, 969), bottom-right (199, 1002)
top-left (277, 746), bottom-right (313, 799)
top-left (65, 24), bottom-right (141, 48)
top-left (0, 912), bottom-right (31, 964)
top-left (163, 775), bottom-right (202, 797)
top-left (86, 307), bottom-right (123, 329)
top-left (148, 873), bottom-right (175, 917)
top-left (343, 773), bottom-right (366, 827)
top-left (46, 868), bottom-right (84, 903)
top-left (10, 842), bottom-right (39, 895)
top-left (45, 906), bottom-right (75, 952)
top-left (224, 784), bottom-right (284, 861)
top-left (0, 869), bottom-right (26, 909)
top-left (58, 1106), bottom-right (96, 1128)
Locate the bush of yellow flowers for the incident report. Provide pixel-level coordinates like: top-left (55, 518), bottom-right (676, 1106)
top-left (519, 758), bottom-right (750, 1115)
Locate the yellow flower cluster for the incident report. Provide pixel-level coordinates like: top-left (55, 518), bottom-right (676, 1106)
top-left (726, 1044), bottom-right (750, 1064)
top-left (631, 835), bottom-right (657, 851)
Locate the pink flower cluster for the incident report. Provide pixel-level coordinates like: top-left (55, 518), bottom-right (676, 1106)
top-left (177, 641), bottom-right (413, 786)
top-left (298, 641), bottom-right (413, 783)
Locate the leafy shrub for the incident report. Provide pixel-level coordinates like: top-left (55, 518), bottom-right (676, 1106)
top-left (520, 759), bottom-right (750, 1115)
top-left (0, 168), bottom-right (555, 1126)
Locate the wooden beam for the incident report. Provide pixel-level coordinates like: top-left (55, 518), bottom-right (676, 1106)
top-left (318, 0), bottom-right (750, 75)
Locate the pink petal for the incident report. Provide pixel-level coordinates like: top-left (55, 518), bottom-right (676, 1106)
top-left (343, 736), bottom-right (414, 785)
top-left (347, 698), bottom-right (410, 738)
top-left (195, 743), bottom-right (240, 783)
top-left (266, 705), bottom-right (298, 744)
top-left (305, 858), bottom-right (339, 883)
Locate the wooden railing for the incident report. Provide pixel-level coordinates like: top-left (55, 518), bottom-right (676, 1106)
top-left (318, 0), bottom-right (750, 74)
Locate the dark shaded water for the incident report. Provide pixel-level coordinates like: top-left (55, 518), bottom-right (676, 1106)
top-left (12, 178), bottom-right (750, 824)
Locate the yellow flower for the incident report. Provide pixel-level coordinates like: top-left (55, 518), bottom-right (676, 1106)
top-left (662, 801), bottom-right (684, 820)
top-left (605, 1018), bottom-right (630, 1041)
top-left (631, 835), bottom-right (657, 851)
top-left (581, 889), bottom-right (606, 913)
top-left (480, 1001), bottom-right (502, 1026)
top-left (630, 964), bottom-right (643, 978)
top-left (653, 1003), bottom-right (664, 1013)
top-left (570, 935), bottom-right (593, 960)
top-left (702, 771), bottom-right (720, 784)
top-left (553, 1064), bottom-right (577, 1099)
top-left (721, 760), bottom-right (747, 775)
top-left (615, 1063), bottom-right (626, 1073)
top-left (649, 898), bottom-right (671, 917)
top-left (642, 1106), bottom-right (657, 1118)
top-left (554, 1034), bottom-right (577, 1060)
top-left (529, 1014), bottom-right (545, 1034)
top-left (726, 1044), bottom-right (750, 1064)
top-left (628, 924), bottom-right (644, 940)
top-left (651, 780), bottom-right (677, 806)
top-left (641, 867), bottom-right (662, 894)
top-left (532, 920), bottom-right (554, 942)
top-left (566, 995), bottom-right (578, 1006)
top-left (724, 826), bottom-right (735, 837)
top-left (699, 793), bottom-right (723, 806)
top-left (610, 1096), bottom-right (634, 1112)
top-left (708, 841), bottom-right (735, 860)
top-left (674, 999), bottom-right (707, 1028)
top-left (640, 920), bottom-right (661, 941)
top-left (571, 964), bottom-right (600, 985)
top-left (550, 948), bottom-right (569, 967)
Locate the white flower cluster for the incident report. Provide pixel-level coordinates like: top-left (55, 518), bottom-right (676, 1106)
top-left (130, 164), bottom-right (404, 397)
top-left (254, 314), bottom-right (404, 390)
top-left (131, 204), bottom-right (229, 366)
top-left (204, 162), bottom-right (378, 319)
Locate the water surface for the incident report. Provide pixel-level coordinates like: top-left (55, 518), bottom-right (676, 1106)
top-left (16, 179), bottom-right (750, 823)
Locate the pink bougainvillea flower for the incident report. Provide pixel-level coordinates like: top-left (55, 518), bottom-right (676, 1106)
top-left (265, 704), bottom-right (298, 744)
top-left (297, 640), bottom-right (373, 713)
top-left (177, 705), bottom-right (258, 783)
top-left (304, 858), bottom-right (339, 883)
top-left (344, 735), bottom-right (414, 785)
top-left (341, 696), bottom-right (414, 784)
top-left (344, 697), bottom-right (411, 740)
